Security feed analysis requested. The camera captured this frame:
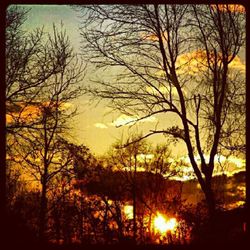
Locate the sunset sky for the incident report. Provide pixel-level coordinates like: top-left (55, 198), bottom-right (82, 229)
top-left (18, 5), bottom-right (181, 155)
top-left (5, 5), bottom-right (247, 247)
top-left (14, 5), bottom-right (246, 175)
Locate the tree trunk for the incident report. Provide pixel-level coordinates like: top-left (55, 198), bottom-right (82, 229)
top-left (204, 184), bottom-right (215, 217)
top-left (39, 177), bottom-right (47, 241)
top-left (246, 160), bottom-right (250, 239)
top-left (103, 203), bottom-right (108, 243)
top-left (132, 155), bottom-right (137, 243)
top-left (115, 203), bottom-right (124, 243)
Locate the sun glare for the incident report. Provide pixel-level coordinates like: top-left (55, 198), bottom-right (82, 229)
top-left (124, 205), bottom-right (133, 220)
top-left (153, 212), bottom-right (178, 234)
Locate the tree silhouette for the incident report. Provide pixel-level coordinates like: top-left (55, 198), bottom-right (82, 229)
top-left (6, 6), bottom-right (85, 241)
top-left (105, 136), bottom-right (184, 243)
top-left (77, 4), bottom-right (245, 215)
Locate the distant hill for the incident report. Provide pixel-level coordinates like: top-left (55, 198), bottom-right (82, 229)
top-left (182, 171), bottom-right (245, 208)
top-left (74, 169), bottom-right (245, 210)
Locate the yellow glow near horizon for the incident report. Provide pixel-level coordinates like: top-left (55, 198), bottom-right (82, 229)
top-left (153, 212), bottom-right (178, 234)
top-left (182, 154), bottom-right (245, 172)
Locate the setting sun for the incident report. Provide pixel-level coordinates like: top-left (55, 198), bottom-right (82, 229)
top-left (124, 205), bottom-right (134, 220)
top-left (153, 213), bottom-right (178, 234)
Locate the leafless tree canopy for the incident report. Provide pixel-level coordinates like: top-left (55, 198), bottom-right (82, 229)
top-left (6, 6), bottom-right (85, 240)
top-left (6, 6), bottom-right (84, 135)
top-left (77, 4), bottom-right (245, 214)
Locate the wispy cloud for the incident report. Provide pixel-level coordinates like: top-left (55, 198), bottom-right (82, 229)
top-left (110, 114), bottom-right (157, 127)
top-left (94, 123), bottom-right (108, 129)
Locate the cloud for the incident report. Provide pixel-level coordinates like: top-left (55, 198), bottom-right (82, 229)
top-left (228, 56), bottom-right (245, 72)
top-left (149, 52), bottom-right (244, 100)
top-left (153, 51), bottom-right (207, 77)
top-left (111, 114), bottom-right (137, 127)
top-left (210, 4), bottom-right (245, 13)
top-left (176, 51), bottom-right (207, 75)
top-left (111, 114), bottom-right (157, 127)
top-left (94, 123), bottom-right (108, 129)
top-left (168, 153), bottom-right (245, 181)
top-left (6, 104), bottom-right (40, 124)
top-left (6, 101), bottom-right (73, 124)
top-left (41, 101), bottom-right (73, 111)
top-left (174, 51), bottom-right (245, 75)
top-left (180, 153), bottom-right (245, 173)
top-left (59, 102), bottom-right (73, 110)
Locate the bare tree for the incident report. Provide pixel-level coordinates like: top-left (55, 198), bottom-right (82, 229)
top-left (107, 136), bottom-right (183, 243)
top-left (77, 4), bottom-right (245, 215)
top-left (111, 136), bottom-right (147, 242)
top-left (17, 83), bottom-right (83, 240)
top-left (5, 5), bottom-right (82, 208)
top-left (6, 7), bottom-right (80, 135)
top-left (6, 6), bottom-right (85, 240)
